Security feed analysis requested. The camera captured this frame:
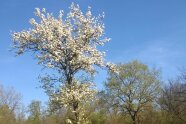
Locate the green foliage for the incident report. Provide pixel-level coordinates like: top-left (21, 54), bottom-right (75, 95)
top-left (90, 111), bottom-right (106, 124)
top-left (104, 60), bottom-right (162, 124)
top-left (0, 105), bottom-right (16, 124)
top-left (26, 101), bottom-right (42, 124)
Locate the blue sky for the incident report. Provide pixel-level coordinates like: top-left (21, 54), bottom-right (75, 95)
top-left (0, 0), bottom-right (186, 106)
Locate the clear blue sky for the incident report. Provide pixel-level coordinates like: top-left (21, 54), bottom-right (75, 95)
top-left (1, 0), bottom-right (186, 106)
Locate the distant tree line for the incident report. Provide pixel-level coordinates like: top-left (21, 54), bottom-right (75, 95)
top-left (0, 60), bottom-right (186, 124)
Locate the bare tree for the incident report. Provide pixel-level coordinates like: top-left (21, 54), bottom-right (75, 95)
top-left (159, 72), bottom-right (186, 124)
top-left (0, 84), bottom-right (22, 112)
top-left (0, 84), bottom-right (22, 124)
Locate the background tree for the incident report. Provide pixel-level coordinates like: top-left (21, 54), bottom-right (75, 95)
top-left (0, 84), bottom-right (22, 124)
top-left (26, 100), bottom-right (42, 124)
top-left (159, 70), bottom-right (186, 124)
top-left (0, 85), bottom-right (22, 112)
top-left (12, 3), bottom-right (115, 123)
top-left (0, 105), bottom-right (16, 124)
top-left (104, 61), bottom-right (161, 124)
top-left (16, 105), bottom-right (26, 124)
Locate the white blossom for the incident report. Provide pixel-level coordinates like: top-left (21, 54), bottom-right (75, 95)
top-left (12, 3), bottom-right (114, 74)
top-left (12, 3), bottom-right (115, 123)
top-left (53, 81), bottom-right (97, 106)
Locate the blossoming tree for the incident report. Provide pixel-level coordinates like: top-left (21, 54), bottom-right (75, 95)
top-left (12, 3), bottom-right (115, 124)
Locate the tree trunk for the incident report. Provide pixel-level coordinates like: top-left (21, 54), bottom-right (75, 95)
top-left (131, 115), bottom-right (136, 124)
top-left (73, 101), bottom-right (79, 124)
